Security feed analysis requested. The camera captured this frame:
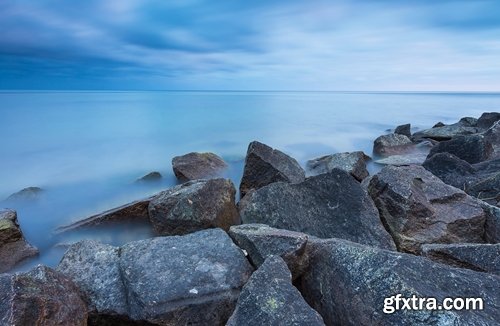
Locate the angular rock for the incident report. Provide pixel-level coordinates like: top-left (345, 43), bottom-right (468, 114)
top-left (0, 265), bottom-right (88, 326)
top-left (300, 238), bottom-right (500, 325)
top-left (120, 229), bottom-right (253, 325)
top-left (368, 165), bottom-right (486, 254)
top-left (306, 151), bottom-right (370, 181)
top-left (226, 256), bottom-right (325, 326)
top-left (394, 123), bottom-right (411, 137)
top-left (421, 243), bottom-right (500, 275)
top-left (136, 171), bottom-right (162, 182)
top-left (412, 118), bottom-right (480, 141)
top-left (477, 112), bottom-right (500, 130)
top-left (484, 120), bottom-right (500, 159)
top-left (239, 169), bottom-right (396, 250)
top-left (5, 186), bottom-right (43, 201)
top-left (373, 133), bottom-right (413, 156)
top-left (482, 202), bottom-right (500, 243)
top-left (239, 141), bottom-right (305, 197)
top-left (148, 178), bottom-right (240, 235)
top-left (427, 134), bottom-right (493, 164)
top-left (0, 209), bottom-right (38, 273)
top-left (172, 152), bottom-right (227, 182)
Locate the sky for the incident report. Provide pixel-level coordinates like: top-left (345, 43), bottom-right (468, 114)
top-left (1, 0), bottom-right (500, 91)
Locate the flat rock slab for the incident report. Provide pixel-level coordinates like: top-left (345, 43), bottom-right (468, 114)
top-left (239, 169), bottom-right (396, 250)
top-left (227, 255), bottom-right (325, 326)
top-left (306, 151), bottom-right (370, 181)
top-left (368, 165), bottom-right (486, 254)
top-left (172, 152), bottom-right (227, 182)
top-left (375, 152), bottom-right (428, 166)
top-left (239, 141), bottom-right (305, 197)
top-left (421, 243), bottom-right (500, 275)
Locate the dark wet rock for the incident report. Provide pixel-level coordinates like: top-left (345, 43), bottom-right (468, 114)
top-left (120, 229), bottom-right (253, 325)
top-left (229, 224), bottom-right (311, 279)
top-left (421, 243), bottom-right (500, 275)
top-left (477, 112), bottom-right (500, 129)
top-left (172, 152), bottom-right (227, 182)
top-left (427, 134), bottom-right (493, 164)
top-left (482, 202), bottom-right (500, 243)
top-left (226, 256), bottom-right (325, 326)
top-left (239, 141), bottom-right (305, 197)
top-left (484, 120), bottom-right (500, 159)
top-left (373, 133), bottom-right (413, 156)
top-left (367, 165), bottom-right (486, 254)
top-left (306, 151), bottom-right (370, 181)
top-left (413, 118), bottom-right (481, 141)
top-left (148, 178), bottom-right (239, 235)
top-left (375, 152), bottom-right (428, 166)
top-left (136, 171), bottom-right (162, 182)
top-left (433, 121), bottom-right (445, 128)
top-left (5, 186), bottom-right (43, 201)
top-left (239, 169), bottom-right (396, 250)
top-left (0, 265), bottom-right (88, 326)
top-left (394, 123), bottom-right (411, 137)
top-left (300, 238), bottom-right (500, 325)
top-left (0, 209), bottom-right (38, 273)
top-left (56, 196), bottom-right (154, 233)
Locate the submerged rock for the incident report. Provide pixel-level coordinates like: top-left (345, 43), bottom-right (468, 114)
top-left (373, 133), bottom-right (413, 156)
top-left (394, 123), bottom-right (411, 137)
top-left (148, 178), bottom-right (240, 235)
top-left (5, 186), bottom-right (43, 201)
top-left (226, 256), bottom-right (325, 326)
top-left (136, 171), bottom-right (162, 182)
top-left (239, 169), bottom-right (396, 250)
top-left (0, 209), bottom-right (38, 273)
top-left (239, 141), bottom-right (305, 197)
top-left (306, 151), bottom-right (370, 181)
top-left (0, 265), bottom-right (88, 326)
top-left (172, 152), bottom-right (227, 182)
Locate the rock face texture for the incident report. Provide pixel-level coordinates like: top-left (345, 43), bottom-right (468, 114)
top-left (306, 151), bottom-right (370, 181)
top-left (0, 209), bottom-right (38, 273)
top-left (0, 265), bottom-right (88, 326)
top-left (477, 112), bottom-right (500, 130)
top-left (412, 117), bottom-right (481, 141)
top-left (239, 169), bottom-right (396, 250)
top-left (239, 141), bottom-right (305, 197)
top-left (484, 120), bottom-right (500, 159)
top-left (226, 256), bottom-right (325, 326)
top-left (373, 133), bottom-right (413, 156)
top-left (483, 202), bottom-right (500, 243)
top-left (427, 134), bottom-right (493, 164)
top-left (5, 186), bottom-right (43, 201)
top-left (148, 178), bottom-right (240, 235)
top-left (421, 243), bottom-right (500, 275)
top-left (395, 123), bottom-right (411, 137)
top-left (172, 152), bottom-right (227, 182)
top-left (367, 165), bottom-right (486, 254)
top-left (57, 229), bottom-right (253, 325)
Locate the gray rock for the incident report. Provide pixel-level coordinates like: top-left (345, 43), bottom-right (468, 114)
top-left (5, 186), bottom-right (43, 201)
top-left (172, 152), bottom-right (227, 182)
top-left (0, 209), bottom-right (38, 273)
top-left (427, 134), bottom-right (493, 164)
top-left (306, 151), bottom-right (370, 181)
top-left (226, 256), bottom-right (325, 326)
top-left (484, 120), bottom-right (500, 160)
top-left (136, 171), bottom-right (162, 182)
top-left (300, 238), bottom-right (500, 325)
top-left (375, 152), bottom-right (428, 166)
top-left (0, 265), bottom-right (88, 326)
top-left (421, 243), bottom-right (500, 275)
top-left (239, 141), bottom-right (305, 197)
top-left (477, 112), bottom-right (500, 130)
top-left (482, 202), bottom-right (500, 243)
top-left (148, 178), bottom-right (240, 235)
top-left (395, 123), bottom-right (411, 137)
top-left (412, 119), bottom-right (481, 141)
top-left (367, 165), bottom-right (486, 254)
top-left (373, 133), bottom-right (413, 156)
top-left (239, 169), bottom-right (396, 250)
top-left (120, 229), bottom-right (253, 325)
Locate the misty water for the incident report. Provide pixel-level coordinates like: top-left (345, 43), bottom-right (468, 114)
top-left (1, 90), bottom-right (500, 270)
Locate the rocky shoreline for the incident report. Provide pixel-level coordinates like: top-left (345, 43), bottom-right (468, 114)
top-left (1, 112), bottom-right (499, 325)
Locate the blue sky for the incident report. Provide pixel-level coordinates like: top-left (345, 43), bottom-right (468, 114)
top-left (1, 0), bottom-right (499, 91)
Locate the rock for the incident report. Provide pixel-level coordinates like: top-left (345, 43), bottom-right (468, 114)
top-left (172, 152), bottom-right (227, 182)
top-left (306, 151), bottom-right (370, 181)
top-left (300, 238), bottom-right (500, 325)
top-left (56, 196), bottom-right (154, 233)
top-left (148, 178), bottom-right (240, 235)
top-left (375, 152), bottom-right (428, 166)
top-left (226, 256), bottom-right (325, 326)
top-left (373, 134), bottom-right (413, 156)
top-left (484, 120), bottom-right (500, 159)
top-left (433, 121), bottom-right (445, 128)
top-left (239, 169), bottom-right (396, 250)
top-left (136, 171), bottom-right (162, 182)
top-left (412, 118), bottom-right (480, 141)
top-left (427, 135), bottom-right (493, 164)
top-left (229, 224), bottom-right (311, 279)
top-left (482, 202), bottom-right (500, 243)
top-left (421, 243), bottom-right (500, 275)
top-left (120, 229), bottom-right (253, 325)
top-left (0, 265), bottom-right (88, 325)
top-left (477, 112), bottom-right (500, 129)
top-left (394, 123), bottom-right (411, 137)
top-left (5, 186), bottom-right (43, 201)
top-left (367, 165), bottom-right (486, 254)
top-left (0, 209), bottom-right (38, 273)
top-left (239, 141), bottom-right (305, 197)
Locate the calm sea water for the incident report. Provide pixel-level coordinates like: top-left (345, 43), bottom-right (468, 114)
top-left (1, 91), bottom-right (499, 270)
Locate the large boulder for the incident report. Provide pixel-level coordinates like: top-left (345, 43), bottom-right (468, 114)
top-left (226, 256), bottom-right (325, 326)
top-left (373, 133), bottom-right (413, 156)
top-left (239, 169), bottom-right (396, 250)
top-left (172, 152), bottom-right (227, 182)
top-left (148, 178), bottom-right (240, 235)
top-left (412, 117), bottom-right (481, 141)
top-left (0, 209), bottom-right (38, 273)
top-left (300, 238), bottom-right (500, 325)
top-left (239, 141), bottom-right (305, 197)
top-left (421, 243), bottom-right (500, 275)
top-left (367, 165), bottom-right (486, 254)
top-left (477, 112), bottom-right (500, 130)
top-left (306, 151), bottom-right (370, 181)
top-left (0, 265), bottom-right (88, 326)
top-left (427, 134), bottom-right (493, 164)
